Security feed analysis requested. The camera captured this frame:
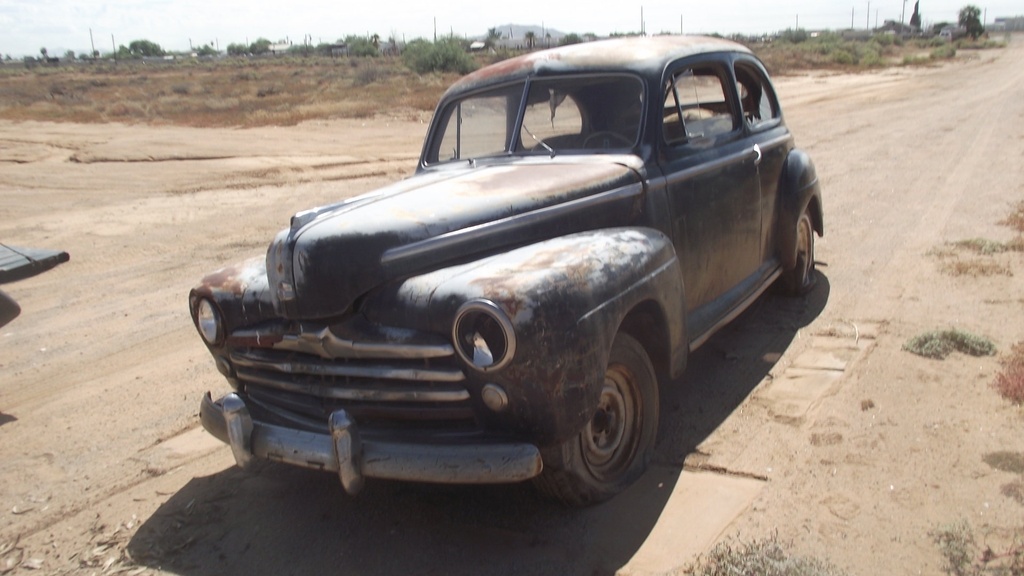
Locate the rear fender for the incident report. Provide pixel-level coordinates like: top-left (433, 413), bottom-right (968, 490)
top-left (778, 149), bottom-right (824, 270)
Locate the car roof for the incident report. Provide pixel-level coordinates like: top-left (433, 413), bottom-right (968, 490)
top-left (446, 36), bottom-right (753, 95)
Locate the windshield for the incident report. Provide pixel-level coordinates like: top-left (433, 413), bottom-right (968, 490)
top-left (426, 74), bottom-right (644, 164)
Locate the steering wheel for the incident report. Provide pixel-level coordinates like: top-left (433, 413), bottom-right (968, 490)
top-left (582, 131), bottom-right (633, 149)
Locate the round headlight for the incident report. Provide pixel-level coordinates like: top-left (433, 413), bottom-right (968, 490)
top-left (453, 300), bottom-right (516, 372)
top-left (196, 298), bottom-right (223, 345)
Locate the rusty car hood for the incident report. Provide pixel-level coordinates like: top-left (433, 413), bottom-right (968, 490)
top-left (266, 158), bottom-right (645, 319)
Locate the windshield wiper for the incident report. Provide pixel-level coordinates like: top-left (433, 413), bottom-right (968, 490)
top-left (522, 125), bottom-right (556, 158)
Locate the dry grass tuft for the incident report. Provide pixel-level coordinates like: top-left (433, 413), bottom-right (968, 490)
top-left (932, 519), bottom-right (1024, 575)
top-left (931, 201), bottom-right (1024, 277)
top-left (903, 329), bottom-right (996, 360)
top-left (993, 342), bottom-right (1024, 405)
top-left (952, 238), bottom-right (1017, 255)
top-left (683, 533), bottom-right (849, 576)
top-left (941, 259), bottom-right (1013, 277)
top-left (1002, 201), bottom-right (1024, 234)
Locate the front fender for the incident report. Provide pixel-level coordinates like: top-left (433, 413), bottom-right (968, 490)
top-left (778, 148), bottom-right (824, 270)
top-left (362, 227), bottom-right (686, 445)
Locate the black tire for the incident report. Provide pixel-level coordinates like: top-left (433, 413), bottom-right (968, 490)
top-left (780, 208), bottom-right (816, 296)
top-left (534, 332), bottom-right (658, 506)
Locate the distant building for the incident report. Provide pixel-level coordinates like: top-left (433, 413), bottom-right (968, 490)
top-left (992, 16), bottom-right (1024, 32)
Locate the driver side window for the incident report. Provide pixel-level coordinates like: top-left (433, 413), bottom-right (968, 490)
top-left (663, 66), bottom-right (737, 146)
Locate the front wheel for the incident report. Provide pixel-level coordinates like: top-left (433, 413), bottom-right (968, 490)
top-left (534, 333), bottom-right (658, 506)
top-left (780, 208), bottom-right (816, 296)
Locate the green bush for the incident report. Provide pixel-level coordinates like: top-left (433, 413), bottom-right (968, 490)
top-left (860, 48), bottom-right (883, 67)
top-left (831, 49), bottom-right (855, 65)
top-left (903, 329), bottom-right (995, 360)
top-left (871, 34), bottom-right (895, 47)
top-left (402, 39), bottom-right (476, 74)
top-left (931, 44), bottom-right (957, 59)
top-left (344, 36), bottom-right (379, 58)
top-left (932, 519), bottom-right (1024, 575)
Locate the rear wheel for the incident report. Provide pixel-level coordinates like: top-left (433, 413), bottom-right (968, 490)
top-left (781, 208), bottom-right (816, 296)
top-left (534, 333), bottom-right (658, 506)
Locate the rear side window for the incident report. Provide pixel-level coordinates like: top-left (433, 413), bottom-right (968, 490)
top-left (735, 63), bottom-right (779, 129)
top-left (663, 67), bottom-right (737, 146)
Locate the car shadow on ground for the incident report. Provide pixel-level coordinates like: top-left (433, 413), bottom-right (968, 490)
top-left (127, 273), bottom-right (829, 576)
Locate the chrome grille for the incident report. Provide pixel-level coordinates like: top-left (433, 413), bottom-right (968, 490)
top-left (225, 321), bottom-right (477, 434)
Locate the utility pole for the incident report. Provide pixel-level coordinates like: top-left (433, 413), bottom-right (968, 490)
top-left (851, 6), bottom-right (855, 29)
top-left (867, 1), bottom-right (870, 29)
top-left (89, 28), bottom-right (95, 59)
top-left (111, 34), bottom-right (115, 59)
top-left (901, 0), bottom-right (907, 28)
top-left (796, 14), bottom-right (799, 30)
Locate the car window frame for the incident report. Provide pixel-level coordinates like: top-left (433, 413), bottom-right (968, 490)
top-left (422, 73), bottom-right (648, 166)
top-left (732, 57), bottom-right (782, 134)
top-left (660, 58), bottom-right (744, 153)
top-left (423, 81), bottom-right (527, 166)
top-left (515, 73), bottom-right (646, 155)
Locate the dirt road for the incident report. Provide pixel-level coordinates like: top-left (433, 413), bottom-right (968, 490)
top-left (1, 37), bottom-right (1022, 575)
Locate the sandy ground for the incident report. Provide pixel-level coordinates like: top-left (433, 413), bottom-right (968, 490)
top-left (1, 38), bottom-right (1022, 575)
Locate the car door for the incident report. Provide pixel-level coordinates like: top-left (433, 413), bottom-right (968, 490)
top-left (657, 59), bottom-right (761, 337)
top-left (733, 57), bottom-right (793, 265)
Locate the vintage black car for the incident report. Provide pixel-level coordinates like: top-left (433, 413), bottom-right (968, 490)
top-left (191, 36), bottom-right (823, 505)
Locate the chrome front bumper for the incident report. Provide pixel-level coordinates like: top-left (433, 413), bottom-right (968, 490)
top-left (200, 392), bottom-right (543, 494)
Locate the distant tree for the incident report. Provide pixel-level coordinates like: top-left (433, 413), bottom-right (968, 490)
top-left (248, 38), bottom-right (272, 55)
top-left (524, 31), bottom-right (536, 49)
top-left (128, 39), bottom-right (164, 57)
top-left (958, 5), bottom-right (984, 39)
top-left (344, 35), bottom-right (378, 57)
top-left (779, 28), bottom-right (809, 43)
top-left (226, 42), bottom-right (248, 56)
top-left (931, 21), bottom-right (952, 34)
top-left (910, 1), bottom-right (922, 29)
top-left (401, 38), bottom-right (475, 74)
top-left (485, 27), bottom-right (501, 48)
top-left (64, 50), bottom-right (75, 60)
top-left (39, 47), bottom-right (48, 58)
top-left (370, 33), bottom-right (381, 50)
top-left (195, 44), bottom-right (218, 57)
top-left (559, 33), bottom-right (583, 46)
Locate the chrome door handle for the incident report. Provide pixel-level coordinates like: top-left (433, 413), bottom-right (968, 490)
top-left (752, 144), bottom-right (762, 166)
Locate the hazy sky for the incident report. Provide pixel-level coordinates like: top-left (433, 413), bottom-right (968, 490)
top-left (2, 0), bottom-right (1017, 57)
